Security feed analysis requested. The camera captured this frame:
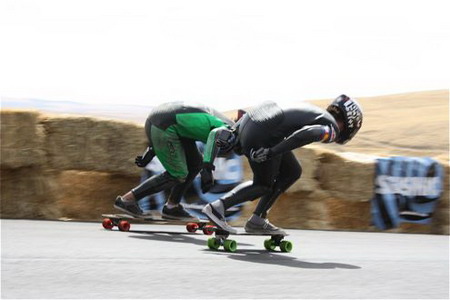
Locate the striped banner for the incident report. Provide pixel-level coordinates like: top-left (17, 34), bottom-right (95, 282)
top-left (371, 157), bottom-right (443, 230)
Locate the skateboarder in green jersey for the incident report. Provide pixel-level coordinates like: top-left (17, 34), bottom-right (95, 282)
top-left (114, 101), bottom-right (238, 221)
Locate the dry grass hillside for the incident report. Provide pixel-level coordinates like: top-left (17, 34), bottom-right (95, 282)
top-left (309, 90), bottom-right (449, 163)
top-left (225, 90), bottom-right (449, 163)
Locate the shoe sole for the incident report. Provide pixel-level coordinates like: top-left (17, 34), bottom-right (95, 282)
top-left (202, 205), bottom-right (237, 234)
top-left (244, 229), bottom-right (287, 235)
top-left (161, 212), bottom-right (200, 222)
top-left (244, 224), bottom-right (286, 235)
top-left (114, 204), bottom-right (142, 218)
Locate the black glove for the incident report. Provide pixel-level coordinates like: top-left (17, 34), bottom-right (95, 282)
top-left (249, 147), bottom-right (272, 163)
top-left (134, 147), bottom-right (155, 167)
top-left (135, 156), bottom-right (148, 167)
top-left (200, 163), bottom-right (215, 193)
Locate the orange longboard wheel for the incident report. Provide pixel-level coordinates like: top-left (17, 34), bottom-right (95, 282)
top-left (186, 223), bottom-right (199, 232)
top-left (118, 220), bottom-right (130, 231)
top-left (102, 218), bottom-right (114, 230)
top-left (202, 225), bottom-right (215, 235)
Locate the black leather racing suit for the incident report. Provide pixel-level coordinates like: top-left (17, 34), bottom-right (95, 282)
top-left (222, 101), bottom-right (340, 218)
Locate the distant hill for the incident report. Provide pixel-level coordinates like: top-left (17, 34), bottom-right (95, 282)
top-left (1, 98), bottom-right (152, 125)
top-left (2, 90), bottom-right (448, 162)
top-left (307, 90), bottom-right (449, 162)
top-left (224, 90), bottom-right (449, 162)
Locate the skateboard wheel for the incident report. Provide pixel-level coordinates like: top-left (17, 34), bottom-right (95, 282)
top-left (118, 220), bottom-right (130, 232)
top-left (264, 239), bottom-right (277, 251)
top-left (102, 218), bottom-right (114, 230)
top-left (279, 240), bottom-right (293, 253)
top-left (207, 237), bottom-right (221, 250)
top-left (202, 225), bottom-right (215, 235)
top-left (223, 239), bottom-right (237, 252)
top-left (186, 223), bottom-right (199, 233)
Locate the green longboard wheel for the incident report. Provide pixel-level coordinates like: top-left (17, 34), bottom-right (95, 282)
top-left (264, 239), bottom-right (277, 251)
top-left (279, 240), bottom-right (293, 253)
top-left (223, 239), bottom-right (237, 252)
top-left (207, 238), bottom-right (221, 250)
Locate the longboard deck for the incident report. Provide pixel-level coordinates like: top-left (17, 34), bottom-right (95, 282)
top-left (102, 213), bottom-right (165, 221)
top-left (220, 231), bottom-right (288, 237)
top-left (204, 225), bottom-right (287, 236)
top-left (130, 230), bottom-right (200, 235)
top-left (101, 213), bottom-right (213, 234)
top-left (101, 213), bottom-right (209, 223)
top-left (211, 228), bottom-right (288, 238)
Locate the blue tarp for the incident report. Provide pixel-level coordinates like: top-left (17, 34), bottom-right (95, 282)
top-left (371, 157), bottom-right (444, 230)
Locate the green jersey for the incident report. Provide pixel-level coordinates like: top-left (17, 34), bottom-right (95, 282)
top-left (146, 102), bottom-right (234, 177)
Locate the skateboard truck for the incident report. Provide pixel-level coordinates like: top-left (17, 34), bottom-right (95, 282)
top-left (206, 228), bottom-right (293, 253)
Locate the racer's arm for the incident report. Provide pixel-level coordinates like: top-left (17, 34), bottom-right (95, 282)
top-left (250, 125), bottom-right (335, 163)
top-left (203, 127), bottom-right (234, 165)
top-left (201, 127), bottom-right (234, 193)
top-left (271, 125), bottom-right (335, 156)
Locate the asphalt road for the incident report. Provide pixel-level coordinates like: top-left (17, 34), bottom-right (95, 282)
top-left (1, 219), bottom-right (449, 299)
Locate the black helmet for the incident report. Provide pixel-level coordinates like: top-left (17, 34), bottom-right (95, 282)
top-left (327, 95), bottom-right (363, 144)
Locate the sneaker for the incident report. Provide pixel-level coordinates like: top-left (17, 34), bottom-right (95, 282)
top-left (244, 219), bottom-right (286, 235)
top-left (202, 201), bottom-right (237, 234)
top-left (162, 204), bottom-right (199, 222)
top-left (114, 196), bottom-right (144, 217)
top-left (399, 211), bottom-right (432, 221)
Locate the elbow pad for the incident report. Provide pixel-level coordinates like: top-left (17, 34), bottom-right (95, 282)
top-left (216, 128), bottom-right (236, 154)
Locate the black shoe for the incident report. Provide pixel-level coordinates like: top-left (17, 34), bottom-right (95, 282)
top-left (114, 196), bottom-right (143, 217)
top-left (162, 204), bottom-right (199, 222)
top-left (202, 201), bottom-right (237, 234)
top-left (244, 219), bottom-right (286, 235)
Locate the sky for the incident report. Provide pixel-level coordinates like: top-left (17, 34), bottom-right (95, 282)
top-left (0, 0), bottom-right (449, 111)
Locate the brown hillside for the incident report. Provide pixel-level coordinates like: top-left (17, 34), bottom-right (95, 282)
top-left (225, 90), bottom-right (449, 163)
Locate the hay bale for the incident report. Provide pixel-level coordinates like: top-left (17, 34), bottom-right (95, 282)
top-left (325, 196), bottom-right (371, 230)
top-left (244, 190), bottom-right (331, 230)
top-left (233, 147), bottom-right (323, 228)
top-left (289, 147), bottom-right (321, 192)
top-left (241, 159), bottom-right (253, 181)
top-left (235, 148), bottom-right (371, 230)
top-left (0, 110), bottom-right (45, 169)
top-left (41, 116), bottom-right (147, 175)
top-left (53, 170), bottom-right (139, 220)
top-left (278, 190), bottom-right (331, 230)
top-left (0, 168), bottom-right (61, 219)
top-left (316, 151), bottom-right (375, 202)
top-left (239, 146), bottom-right (320, 192)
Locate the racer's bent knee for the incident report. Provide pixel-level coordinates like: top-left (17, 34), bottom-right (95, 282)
top-left (168, 172), bottom-right (188, 183)
top-left (131, 171), bottom-right (182, 200)
top-left (287, 164), bottom-right (302, 184)
top-left (248, 184), bottom-right (272, 201)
